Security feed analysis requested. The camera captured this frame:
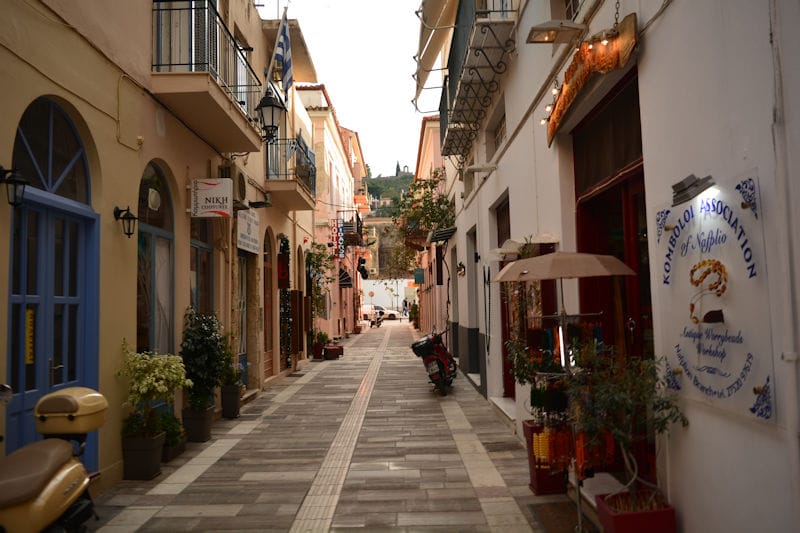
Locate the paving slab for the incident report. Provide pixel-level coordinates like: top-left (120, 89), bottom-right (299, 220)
top-left (90, 322), bottom-right (585, 532)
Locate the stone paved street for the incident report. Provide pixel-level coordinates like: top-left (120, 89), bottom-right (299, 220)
top-left (90, 321), bottom-right (585, 532)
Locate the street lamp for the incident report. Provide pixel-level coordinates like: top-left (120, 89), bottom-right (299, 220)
top-left (255, 85), bottom-right (286, 144)
top-left (2, 166), bottom-right (28, 207)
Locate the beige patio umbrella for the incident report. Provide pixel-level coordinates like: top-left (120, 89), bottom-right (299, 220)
top-left (492, 251), bottom-right (635, 533)
top-left (492, 251), bottom-right (635, 283)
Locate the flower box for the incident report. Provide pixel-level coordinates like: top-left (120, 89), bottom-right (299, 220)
top-left (596, 492), bottom-right (676, 533)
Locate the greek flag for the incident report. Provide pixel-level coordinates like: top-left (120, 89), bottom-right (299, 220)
top-left (275, 12), bottom-right (293, 95)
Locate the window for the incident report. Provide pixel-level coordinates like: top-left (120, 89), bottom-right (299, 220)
top-left (137, 163), bottom-right (174, 353)
top-left (190, 219), bottom-right (213, 314)
top-left (565, 0), bottom-right (582, 20)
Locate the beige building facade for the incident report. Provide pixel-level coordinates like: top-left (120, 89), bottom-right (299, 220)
top-left (0, 0), bottom-right (361, 492)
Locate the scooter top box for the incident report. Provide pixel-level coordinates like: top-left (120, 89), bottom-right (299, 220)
top-left (411, 336), bottom-right (434, 357)
top-left (35, 387), bottom-right (108, 434)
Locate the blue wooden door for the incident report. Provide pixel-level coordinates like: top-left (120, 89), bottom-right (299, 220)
top-left (5, 97), bottom-right (99, 469)
top-left (6, 203), bottom-right (96, 449)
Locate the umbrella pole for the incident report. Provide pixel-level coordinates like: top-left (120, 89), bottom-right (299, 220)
top-left (558, 277), bottom-right (584, 533)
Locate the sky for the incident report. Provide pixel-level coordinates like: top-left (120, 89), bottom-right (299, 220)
top-left (257, 0), bottom-right (437, 178)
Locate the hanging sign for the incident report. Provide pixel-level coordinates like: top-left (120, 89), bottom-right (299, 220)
top-left (236, 209), bottom-right (260, 253)
top-left (338, 223), bottom-right (345, 259)
top-left (191, 178), bottom-right (233, 218)
top-left (329, 219), bottom-right (339, 255)
top-left (654, 169), bottom-right (775, 421)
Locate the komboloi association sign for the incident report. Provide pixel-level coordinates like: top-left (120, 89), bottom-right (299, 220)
top-left (655, 169), bottom-right (775, 421)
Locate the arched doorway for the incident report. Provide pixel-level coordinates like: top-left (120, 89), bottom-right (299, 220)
top-left (5, 97), bottom-right (99, 465)
top-left (136, 162), bottom-right (174, 354)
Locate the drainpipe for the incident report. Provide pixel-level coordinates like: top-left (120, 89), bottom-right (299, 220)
top-left (769, 0), bottom-right (800, 525)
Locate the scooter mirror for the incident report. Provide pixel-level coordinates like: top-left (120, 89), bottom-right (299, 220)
top-left (0, 384), bottom-right (12, 405)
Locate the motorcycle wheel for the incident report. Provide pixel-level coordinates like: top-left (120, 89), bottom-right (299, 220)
top-left (436, 378), bottom-right (448, 396)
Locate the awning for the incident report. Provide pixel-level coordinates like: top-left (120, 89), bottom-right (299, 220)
top-left (413, 0), bottom-right (458, 103)
top-left (339, 268), bottom-right (353, 288)
top-left (427, 226), bottom-right (457, 243)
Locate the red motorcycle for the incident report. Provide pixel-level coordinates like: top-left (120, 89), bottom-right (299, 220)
top-left (411, 329), bottom-right (458, 395)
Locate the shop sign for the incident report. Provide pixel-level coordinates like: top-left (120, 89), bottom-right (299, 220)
top-left (655, 169), bottom-right (775, 421)
top-left (191, 178), bottom-right (233, 218)
top-left (338, 223), bottom-right (345, 259)
top-left (329, 219), bottom-right (338, 255)
top-left (547, 13), bottom-right (637, 146)
top-left (236, 208), bottom-right (260, 253)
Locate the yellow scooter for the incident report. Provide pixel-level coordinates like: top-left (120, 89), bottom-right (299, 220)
top-left (0, 385), bottom-right (108, 533)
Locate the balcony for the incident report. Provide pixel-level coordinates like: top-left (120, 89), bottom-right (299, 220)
top-left (265, 134), bottom-right (316, 211)
top-left (440, 0), bottom-right (518, 159)
top-left (151, 0), bottom-right (263, 153)
top-left (354, 190), bottom-right (370, 214)
top-left (338, 211), bottom-right (363, 247)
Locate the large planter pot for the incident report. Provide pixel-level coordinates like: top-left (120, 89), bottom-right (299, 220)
top-left (221, 384), bottom-right (241, 419)
top-left (596, 492), bottom-right (676, 533)
top-left (521, 420), bottom-right (567, 495)
top-left (312, 342), bottom-right (325, 360)
top-left (122, 432), bottom-right (166, 480)
top-left (183, 406), bottom-right (214, 442)
top-left (162, 436), bottom-right (186, 463)
top-left (324, 345), bottom-right (343, 360)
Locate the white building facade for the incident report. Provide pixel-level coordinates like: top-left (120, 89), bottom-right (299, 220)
top-left (415, 0), bottom-right (800, 530)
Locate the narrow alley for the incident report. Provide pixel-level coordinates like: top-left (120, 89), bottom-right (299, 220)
top-left (90, 321), bottom-right (583, 532)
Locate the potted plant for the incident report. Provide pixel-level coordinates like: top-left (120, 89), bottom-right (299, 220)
top-left (306, 242), bottom-right (335, 356)
top-left (180, 308), bottom-right (228, 442)
top-left (160, 411), bottom-right (186, 462)
top-left (312, 330), bottom-right (329, 360)
top-left (567, 344), bottom-right (688, 533)
top-left (323, 337), bottom-right (343, 360)
top-left (118, 341), bottom-right (191, 479)
top-left (220, 354), bottom-right (244, 419)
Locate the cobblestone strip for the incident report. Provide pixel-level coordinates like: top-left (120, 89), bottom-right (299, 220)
top-left (289, 329), bottom-right (390, 532)
top-left (441, 398), bottom-right (534, 532)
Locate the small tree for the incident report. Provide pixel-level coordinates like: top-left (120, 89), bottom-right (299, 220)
top-left (393, 167), bottom-right (454, 242)
top-left (306, 242), bottom-right (335, 334)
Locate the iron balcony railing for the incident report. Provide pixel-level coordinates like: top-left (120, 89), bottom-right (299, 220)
top-left (338, 210), bottom-right (363, 246)
top-left (152, 0), bottom-right (262, 120)
top-left (267, 133), bottom-right (316, 195)
top-left (440, 0), bottom-right (517, 150)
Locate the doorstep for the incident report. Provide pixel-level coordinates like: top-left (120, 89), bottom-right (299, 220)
top-left (489, 396), bottom-right (516, 433)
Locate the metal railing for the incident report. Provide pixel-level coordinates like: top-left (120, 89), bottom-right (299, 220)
top-left (266, 134), bottom-right (316, 195)
top-left (152, 0), bottom-right (262, 120)
top-left (440, 0), bottom-right (517, 154)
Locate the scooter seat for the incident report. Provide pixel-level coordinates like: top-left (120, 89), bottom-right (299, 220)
top-left (0, 439), bottom-right (74, 509)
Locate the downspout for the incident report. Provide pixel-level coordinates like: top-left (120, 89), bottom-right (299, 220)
top-left (769, 0), bottom-right (800, 525)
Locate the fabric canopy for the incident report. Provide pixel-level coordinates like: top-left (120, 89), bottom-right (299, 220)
top-left (413, 0), bottom-right (458, 104)
top-left (339, 268), bottom-right (353, 289)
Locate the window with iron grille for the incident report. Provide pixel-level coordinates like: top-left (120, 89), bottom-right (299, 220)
top-left (565, 0), bottom-right (582, 20)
